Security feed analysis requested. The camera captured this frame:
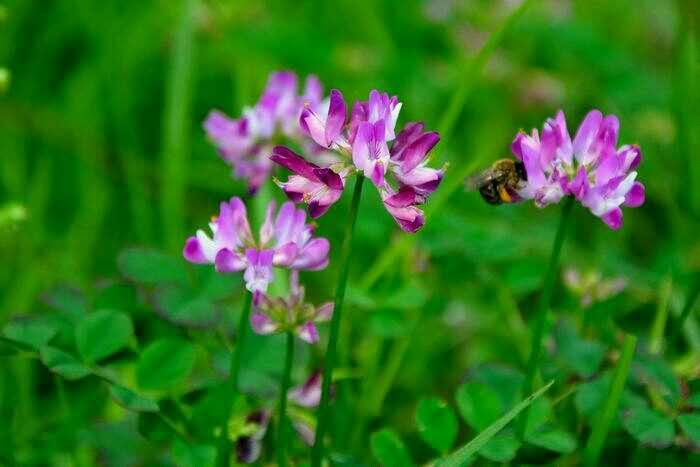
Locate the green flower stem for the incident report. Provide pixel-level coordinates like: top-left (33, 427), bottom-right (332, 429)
top-left (516, 196), bottom-right (574, 439)
top-left (584, 333), bottom-right (637, 467)
top-left (277, 331), bottom-right (295, 467)
top-left (217, 291), bottom-right (253, 467)
top-left (311, 175), bottom-right (365, 467)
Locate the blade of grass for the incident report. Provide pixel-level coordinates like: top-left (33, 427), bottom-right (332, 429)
top-left (649, 276), bottom-right (672, 354)
top-left (672, 276), bottom-right (700, 346)
top-left (437, 380), bottom-right (555, 467)
top-left (584, 334), bottom-right (637, 467)
top-left (160, 0), bottom-right (197, 253)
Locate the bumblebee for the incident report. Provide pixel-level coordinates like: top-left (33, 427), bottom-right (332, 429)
top-left (466, 158), bottom-right (527, 205)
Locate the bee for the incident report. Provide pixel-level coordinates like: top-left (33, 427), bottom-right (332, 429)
top-left (466, 158), bottom-right (528, 205)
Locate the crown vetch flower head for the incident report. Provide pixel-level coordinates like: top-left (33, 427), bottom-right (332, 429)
top-left (250, 271), bottom-right (333, 344)
top-left (183, 198), bottom-right (329, 293)
top-left (512, 109), bottom-right (645, 229)
top-left (273, 89), bottom-right (444, 233)
top-left (203, 71), bottom-right (330, 194)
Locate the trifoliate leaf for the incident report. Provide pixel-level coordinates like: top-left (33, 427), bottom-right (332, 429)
top-left (478, 431), bottom-right (520, 462)
top-left (370, 429), bottom-right (414, 467)
top-left (621, 407), bottom-right (675, 448)
top-left (3, 317), bottom-right (56, 349)
top-left (76, 309), bottom-right (133, 363)
top-left (137, 338), bottom-right (195, 391)
top-left (677, 413), bottom-right (700, 447)
top-left (40, 346), bottom-right (92, 380)
top-left (109, 384), bottom-right (159, 413)
top-left (526, 427), bottom-right (577, 453)
top-left (416, 397), bottom-right (458, 454)
top-left (456, 381), bottom-right (503, 430)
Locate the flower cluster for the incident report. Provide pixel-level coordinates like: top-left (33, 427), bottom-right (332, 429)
top-left (251, 271), bottom-right (333, 344)
top-left (512, 109), bottom-right (645, 229)
top-left (204, 71), bottom-right (334, 194)
top-left (183, 197), bottom-right (329, 293)
top-left (272, 89), bottom-right (445, 232)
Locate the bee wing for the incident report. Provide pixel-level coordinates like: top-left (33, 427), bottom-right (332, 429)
top-left (464, 169), bottom-right (497, 191)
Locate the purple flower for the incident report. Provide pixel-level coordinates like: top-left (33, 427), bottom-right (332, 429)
top-left (183, 198), bottom-right (329, 293)
top-left (250, 271), bottom-right (333, 344)
top-left (270, 146), bottom-right (346, 218)
top-left (299, 89), bottom-right (349, 150)
top-left (273, 89), bottom-right (444, 233)
top-left (203, 71), bottom-right (329, 194)
top-left (512, 109), bottom-right (645, 229)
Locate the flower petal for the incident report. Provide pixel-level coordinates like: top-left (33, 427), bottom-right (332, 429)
top-left (624, 181), bottom-right (645, 207)
top-left (601, 207), bottom-right (623, 230)
top-left (297, 322), bottom-right (319, 344)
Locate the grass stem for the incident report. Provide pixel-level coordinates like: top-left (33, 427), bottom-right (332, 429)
top-left (311, 175), bottom-right (365, 467)
top-left (277, 332), bottom-right (295, 467)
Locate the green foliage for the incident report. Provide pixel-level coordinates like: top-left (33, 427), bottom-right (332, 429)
top-left (108, 384), bottom-right (159, 413)
top-left (136, 338), bottom-right (196, 391)
top-left (76, 309), bottom-right (133, 363)
top-left (416, 397), bottom-right (458, 454)
top-left (118, 248), bottom-right (189, 286)
top-left (40, 346), bottom-right (92, 380)
top-left (622, 407), bottom-right (675, 448)
top-left (370, 429), bottom-right (414, 467)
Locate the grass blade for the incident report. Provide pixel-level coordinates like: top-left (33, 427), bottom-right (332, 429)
top-left (437, 380), bottom-right (554, 467)
top-left (160, 0), bottom-right (197, 252)
top-left (584, 333), bottom-right (637, 467)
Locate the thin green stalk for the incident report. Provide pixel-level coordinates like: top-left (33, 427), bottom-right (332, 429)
top-left (584, 334), bottom-right (637, 467)
top-left (217, 292), bottom-right (253, 467)
top-left (160, 0), bottom-right (197, 253)
top-left (673, 277), bottom-right (700, 345)
top-left (516, 196), bottom-right (574, 439)
top-left (649, 276), bottom-right (672, 354)
top-left (277, 332), bottom-right (295, 467)
top-left (311, 175), bottom-right (365, 467)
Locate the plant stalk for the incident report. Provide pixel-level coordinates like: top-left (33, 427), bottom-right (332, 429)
top-left (277, 331), bottom-right (295, 467)
top-left (516, 196), bottom-right (574, 439)
top-left (217, 291), bottom-right (253, 467)
top-left (584, 333), bottom-right (637, 467)
top-left (310, 175), bottom-right (365, 467)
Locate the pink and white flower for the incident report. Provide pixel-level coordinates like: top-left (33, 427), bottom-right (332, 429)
top-left (512, 109), bottom-right (645, 229)
top-left (183, 197), bottom-right (329, 293)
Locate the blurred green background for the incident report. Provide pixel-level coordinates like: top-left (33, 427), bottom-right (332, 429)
top-left (1, 0), bottom-right (699, 465)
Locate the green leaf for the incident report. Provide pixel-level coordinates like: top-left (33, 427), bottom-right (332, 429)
top-left (456, 381), bottom-right (503, 430)
top-left (526, 428), bottom-right (577, 454)
top-left (554, 319), bottom-right (606, 378)
top-left (3, 318), bottom-right (56, 349)
top-left (42, 285), bottom-right (87, 314)
top-left (437, 380), bottom-right (554, 467)
top-left (524, 396), bottom-right (552, 437)
top-left (621, 407), bottom-right (675, 448)
top-left (370, 429), bottom-right (414, 467)
top-left (369, 309), bottom-right (408, 337)
top-left (137, 338), bottom-right (196, 391)
top-left (478, 432), bottom-right (520, 462)
top-left (172, 440), bottom-right (216, 467)
top-left (688, 393), bottom-right (700, 409)
top-left (118, 247), bottom-right (188, 286)
top-left (469, 364), bottom-right (524, 408)
top-left (416, 397), bottom-right (458, 454)
top-left (633, 354), bottom-right (681, 406)
top-left (40, 346), bottom-right (92, 380)
top-left (76, 309), bottom-right (133, 363)
top-left (154, 286), bottom-right (220, 328)
top-left (677, 413), bottom-right (700, 447)
top-left (109, 384), bottom-right (159, 413)
top-left (0, 337), bottom-right (20, 356)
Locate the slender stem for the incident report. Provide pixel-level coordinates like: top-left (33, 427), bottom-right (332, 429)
top-left (277, 332), bottom-right (295, 467)
top-left (584, 334), bottom-right (637, 467)
top-left (217, 291), bottom-right (253, 467)
top-left (516, 196), bottom-right (574, 439)
top-left (311, 175), bottom-right (365, 467)
top-left (673, 277), bottom-right (700, 344)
